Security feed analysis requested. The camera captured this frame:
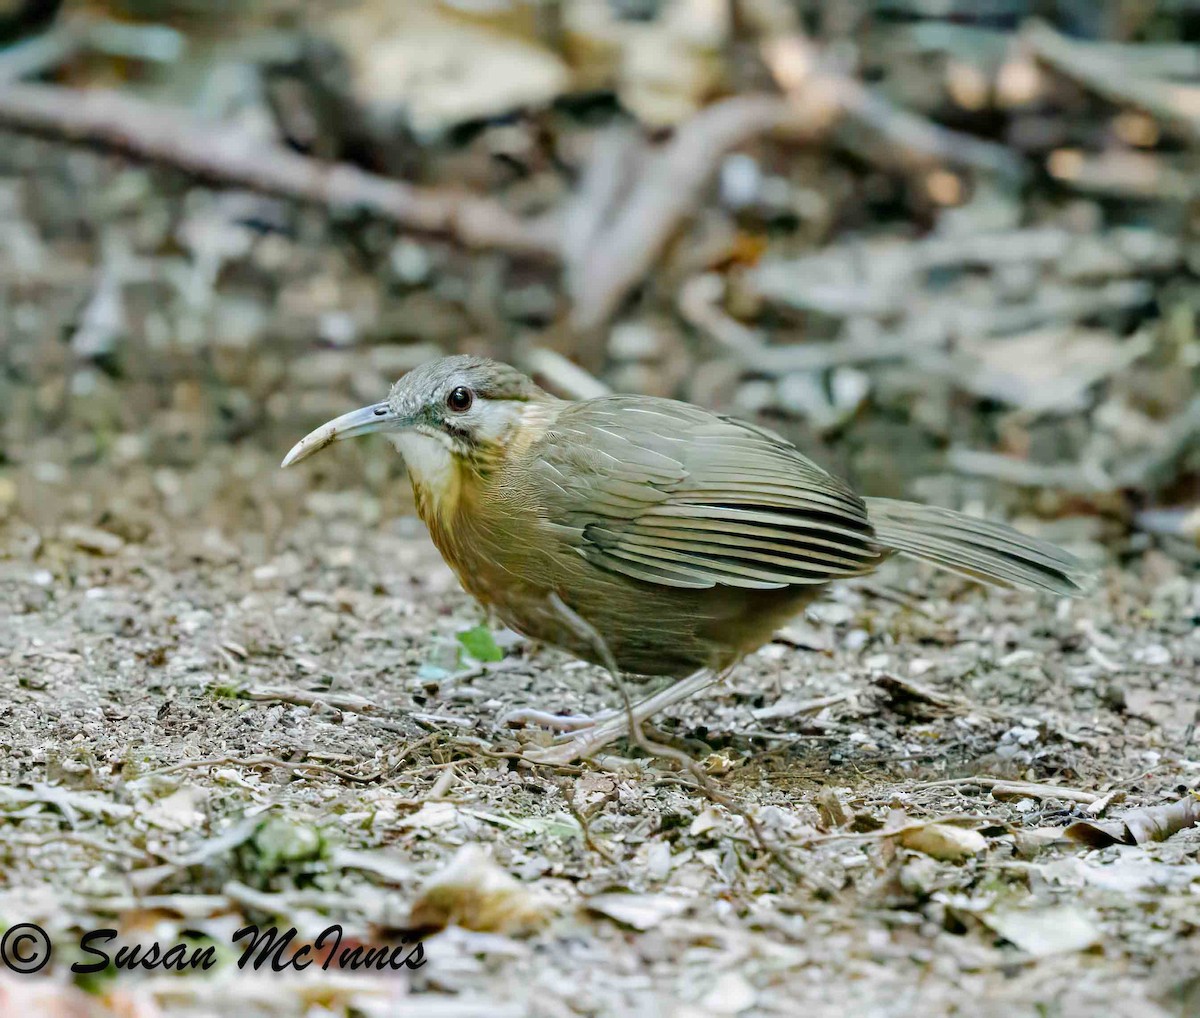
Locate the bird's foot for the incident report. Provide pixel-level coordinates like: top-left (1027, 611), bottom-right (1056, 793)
top-left (521, 670), bottom-right (718, 765)
top-left (522, 712), bottom-right (635, 765)
top-left (497, 707), bottom-right (600, 732)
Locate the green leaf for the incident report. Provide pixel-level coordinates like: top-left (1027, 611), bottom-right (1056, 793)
top-left (457, 625), bottom-right (505, 663)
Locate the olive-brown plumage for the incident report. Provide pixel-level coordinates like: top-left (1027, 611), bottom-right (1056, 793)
top-left (285, 357), bottom-right (1094, 749)
top-left (283, 355), bottom-right (1092, 686)
top-left (284, 355), bottom-right (1093, 761)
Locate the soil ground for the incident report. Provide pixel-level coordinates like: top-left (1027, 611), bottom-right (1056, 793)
top-left (2, 442), bottom-right (1198, 1018)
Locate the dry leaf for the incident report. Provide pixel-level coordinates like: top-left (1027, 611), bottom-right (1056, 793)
top-left (393, 800), bottom-right (460, 831)
top-left (981, 906), bottom-right (1101, 956)
top-left (961, 326), bottom-right (1152, 413)
top-left (874, 673), bottom-right (969, 718)
top-left (1074, 856), bottom-right (1200, 894)
top-left (409, 845), bottom-right (550, 935)
top-left (899, 823), bottom-right (988, 861)
top-left (587, 892), bottom-right (691, 931)
top-left (323, 5), bottom-right (568, 137)
top-left (700, 971), bottom-right (758, 1014)
top-left (816, 787), bottom-right (850, 829)
top-left (142, 786), bottom-right (208, 832)
top-left (1065, 795), bottom-right (1200, 848)
top-left (331, 846), bottom-right (414, 885)
top-left (689, 805), bottom-right (725, 836)
top-left (61, 523), bottom-right (125, 556)
top-left (1012, 826), bottom-right (1071, 858)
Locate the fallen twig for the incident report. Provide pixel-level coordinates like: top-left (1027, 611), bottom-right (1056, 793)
top-left (0, 784), bottom-right (134, 825)
top-left (747, 229), bottom-right (1164, 324)
top-left (0, 23), bottom-right (83, 82)
top-left (499, 707), bottom-right (599, 732)
top-left (560, 127), bottom-right (641, 281)
top-left (987, 780), bottom-right (1100, 805)
top-left (873, 673), bottom-right (978, 718)
top-left (1047, 148), bottom-right (1198, 202)
top-left (678, 273), bottom-right (920, 375)
top-left (518, 346), bottom-right (612, 401)
top-left (569, 94), bottom-right (797, 332)
top-left (799, 813), bottom-right (1001, 847)
top-left (242, 686), bottom-right (378, 713)
top-left (555, 778), bottom-right (617, 864)
top-left (912, 777), bottom-right (1100, 805)
top-left (749, 691), bottom-right (856, 723)
top-left (151, 754), bottom-right (384, 784)
top-left (1025, 20), bottom-right (1200, 142)
top-left (763, 34), bottom-right (1026, 180)
top-left (1115, 394), bottom-right (1200, 490)
top-left (0, 82), bottom-right (559, 256)
top-left (947, 447), bottom-right (1113, 494)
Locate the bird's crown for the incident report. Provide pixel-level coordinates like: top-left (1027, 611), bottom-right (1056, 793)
top-left (387, 355), bottom-right (545, 418)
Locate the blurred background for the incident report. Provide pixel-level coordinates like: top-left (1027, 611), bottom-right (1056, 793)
top-left (2, 0), bottom-right (1200, 557)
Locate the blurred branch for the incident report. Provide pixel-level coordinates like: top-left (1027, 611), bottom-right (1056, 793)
top-left (567, 94), bottom-right (797, 333)
top-left (1047, 148), bottom-right (1199, 202)
top-left (901, 21), bottom-right (1200, 79)
top-left (0, 82), bottom-right (560, 256)
top-left (678, 274), bottom-right (919, 375)
top-left (747, 227), bottom-right (1162, 328)
top-left (518, 345), bottom-right (612, 400)
top-left (0, 19), bottom-right (79, 80)
top-left (0, 14), bottom-right (184, 82)
top-left (763, 34), bottom-right (1027, 181)
top-left (948, 447), bottom-right (1114, 493)
top-left (564, 28), bottom-right (1032, 328)
top-left (1025, 20), bottom-right (1200, 142)
top-left (1114, 394), bottom-right (1200, 490)
top-left (560, 128), bottom-right (640, 285)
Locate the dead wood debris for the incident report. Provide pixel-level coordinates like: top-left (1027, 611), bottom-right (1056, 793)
top-left (242, 686), bottom-right (379, 713)
top-left (1025, 20), bottom-right (1200, 143)
top-left (0, 83), bottom-right (559, 257)
top-left (152, 753), bottom-right (386, 785)
top-left (763, 34), bottom-right (1026, 181)
top-left (1066, 794), bottom-right (1200, 848)
top-left (566, 94), bottom-right (797, 332)
top-left (873, 673), bottom-right (977, 718)
top-left (409, 844), bottom-right (551, 934)
top-left (3, 7), bottom-right (1200, 1011)
top-left (898, 821), bottom-right (988, 861)
top-left (914, 777), bottom-right (1101, 805)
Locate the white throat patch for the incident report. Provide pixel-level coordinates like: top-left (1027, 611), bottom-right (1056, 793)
top-left (389, 430), bottom-right (457, 495)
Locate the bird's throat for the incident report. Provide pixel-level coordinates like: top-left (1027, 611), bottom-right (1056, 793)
top-left (389, 430), bottom-right (463, 524)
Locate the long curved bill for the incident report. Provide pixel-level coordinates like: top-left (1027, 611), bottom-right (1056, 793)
top-left (281, 403), bottom-right (407, 468)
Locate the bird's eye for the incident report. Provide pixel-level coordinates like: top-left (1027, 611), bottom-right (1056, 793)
top-left (446, 386), bottom-right (473, 412)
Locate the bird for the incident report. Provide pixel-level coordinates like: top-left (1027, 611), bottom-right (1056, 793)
top-left (282, 355), bottom-right (1093, 762)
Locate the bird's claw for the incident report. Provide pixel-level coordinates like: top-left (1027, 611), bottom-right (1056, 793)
top-left (498, 707), bottom-right (599, 732)
top-left (522, 713), bottom-right (633, 765)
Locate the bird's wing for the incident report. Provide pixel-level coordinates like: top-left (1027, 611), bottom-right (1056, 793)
top-left (529, 397), bottom-right (883, 590)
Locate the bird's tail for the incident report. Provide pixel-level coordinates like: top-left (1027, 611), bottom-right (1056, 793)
top-left (863, 498), bottom-right (1094, 597)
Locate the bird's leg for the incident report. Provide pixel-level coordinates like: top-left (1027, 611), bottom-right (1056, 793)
top-left (499, 674), bottom-right (679, 732)
top-left (527, 669), bottom-right (718, 764)
top-left (521, 594), bottom-right (717, 765)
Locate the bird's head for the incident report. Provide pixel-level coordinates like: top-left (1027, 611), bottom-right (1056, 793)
top-left (281, 356), bottom-right (552, 501)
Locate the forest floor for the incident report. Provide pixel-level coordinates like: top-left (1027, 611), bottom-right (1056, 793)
top-left (1, 444), bottom-right (1198, 1018)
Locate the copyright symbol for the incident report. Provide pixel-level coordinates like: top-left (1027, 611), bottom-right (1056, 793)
top-left (1, 924), bottom-right (51, 973)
